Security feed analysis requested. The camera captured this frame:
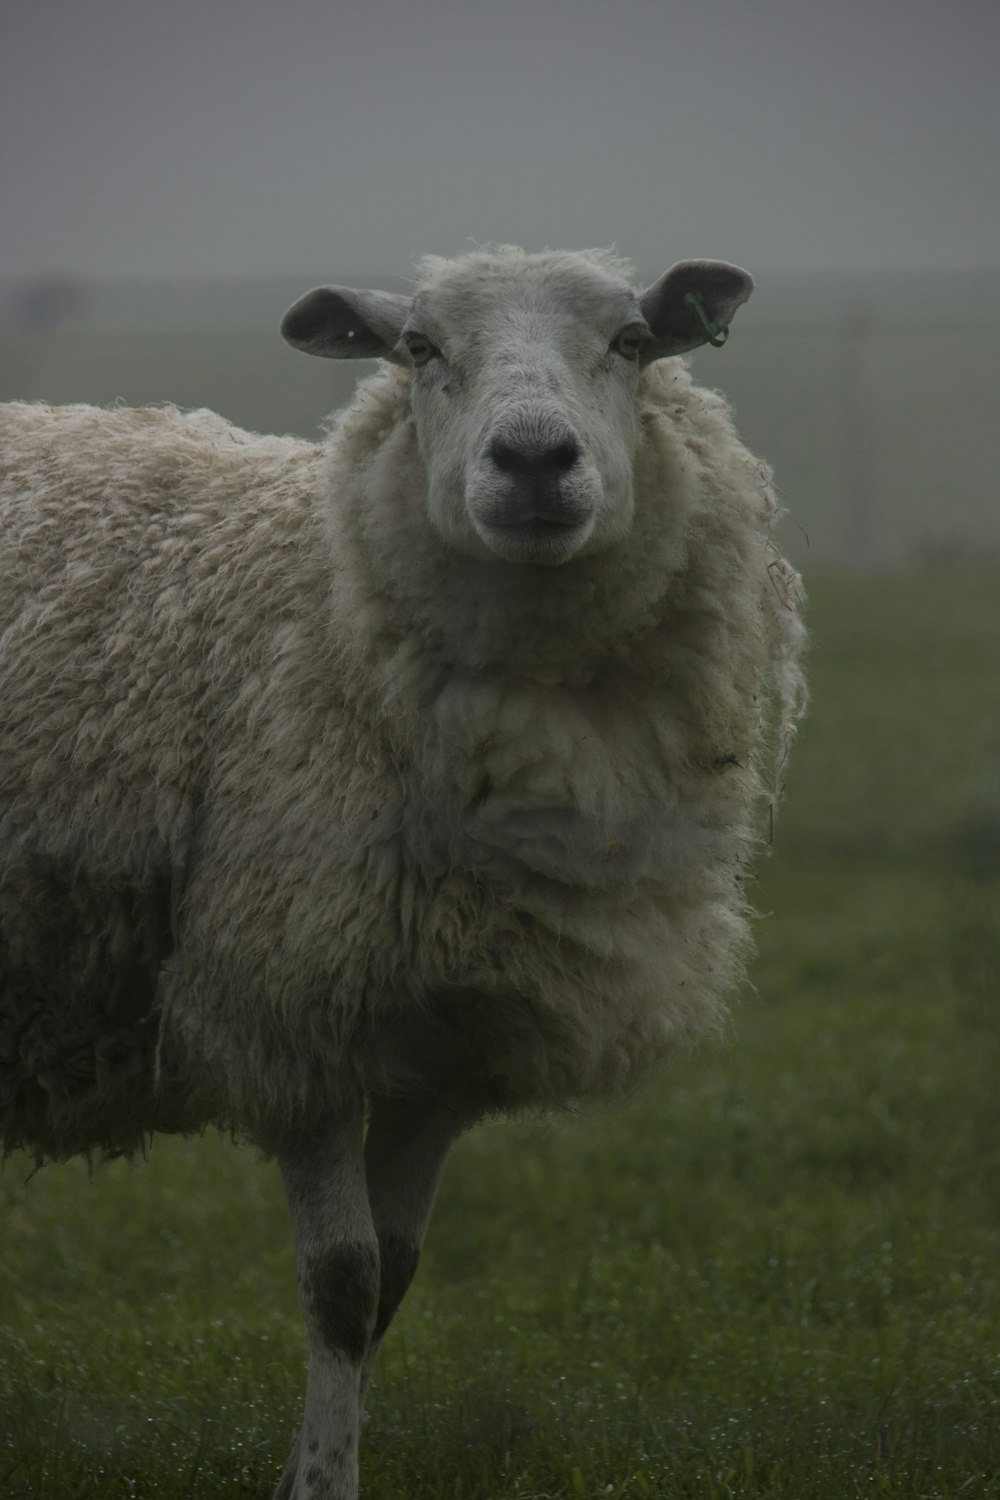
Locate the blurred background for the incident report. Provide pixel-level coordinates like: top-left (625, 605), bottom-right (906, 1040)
top-left (3, 6), bottom-right (1000, 1495)
top-left (2, 0), bottom-right (998, 571)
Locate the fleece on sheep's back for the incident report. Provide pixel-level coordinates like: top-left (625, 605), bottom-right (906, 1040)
top-left (0, 322), bottom-right (803, 1161)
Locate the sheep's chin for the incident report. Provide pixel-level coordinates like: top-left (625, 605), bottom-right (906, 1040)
top-left (472, 515), bottom-right (596, 566)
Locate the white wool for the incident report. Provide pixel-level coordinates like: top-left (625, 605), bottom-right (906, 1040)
top-left (0, 251), bottom-right (805, 1159)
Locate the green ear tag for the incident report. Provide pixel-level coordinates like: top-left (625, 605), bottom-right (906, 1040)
top-left (683, 291), bottom-right (729, 347)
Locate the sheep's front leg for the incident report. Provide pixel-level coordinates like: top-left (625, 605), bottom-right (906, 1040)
top-left (275, 1097), bottom-right (378, 1500)
top-left (360, 1092), bottom-right (466, 1398)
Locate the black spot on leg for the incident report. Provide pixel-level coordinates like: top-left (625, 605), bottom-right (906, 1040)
top-left (307, 1439), bottom-right (319, 1454)
top-left (300, 1242), bottom-right (379, 1365)
top-left (374, 1232), bottom-right (421, 1340)
top-left (305, 1466), bottom-right (327, 1489)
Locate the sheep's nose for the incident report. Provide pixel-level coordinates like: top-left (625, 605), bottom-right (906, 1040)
top-left (488, 436), bottom-right (581, 479)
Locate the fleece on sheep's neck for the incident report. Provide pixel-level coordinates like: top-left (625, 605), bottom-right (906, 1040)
top-left (320, 356), bottom-right (800, 906)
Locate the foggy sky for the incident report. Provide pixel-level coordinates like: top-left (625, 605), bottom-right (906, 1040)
top-left (1, 0), bottom-right (998, 283)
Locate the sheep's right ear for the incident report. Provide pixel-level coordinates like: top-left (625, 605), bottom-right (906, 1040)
top-left (281, 287), bottom-right (413, 361)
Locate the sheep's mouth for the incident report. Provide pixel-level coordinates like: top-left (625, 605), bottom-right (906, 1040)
top-left (488, 513), bottom-right (583, 533)
top-left (475, 512), bottom-right (595, 564)
top-left (476, 486), bottom-right (593, 530)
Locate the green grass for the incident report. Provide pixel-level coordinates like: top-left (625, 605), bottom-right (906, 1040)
top-left (2, 573), bottom-right (999, 1498)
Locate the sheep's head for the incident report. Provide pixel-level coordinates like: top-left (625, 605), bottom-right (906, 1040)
top-left (282, 248), bottom-right (752, 566)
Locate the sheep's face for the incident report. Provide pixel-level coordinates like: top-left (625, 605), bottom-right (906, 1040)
top-left (401, 257), bottom-right (649, 566)
top-left (282, 249), bottom-right (753, 568)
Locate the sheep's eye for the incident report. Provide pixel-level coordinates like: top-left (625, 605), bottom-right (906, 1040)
top-left (404, 334), bottom-right (438, 367)
top-left (612, 326), bottom-right (644, 361)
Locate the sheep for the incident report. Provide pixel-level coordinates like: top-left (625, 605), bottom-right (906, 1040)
top-left (0, 245), bottom-right (805, 1500)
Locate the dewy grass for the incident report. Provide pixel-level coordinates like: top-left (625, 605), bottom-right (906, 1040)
top-left (2, 571), bottom-right (999, 1498)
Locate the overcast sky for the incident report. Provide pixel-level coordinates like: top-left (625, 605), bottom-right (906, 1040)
top-left (2, 0), bottom-right (998, 284)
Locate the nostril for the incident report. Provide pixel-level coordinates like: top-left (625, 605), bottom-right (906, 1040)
top-left (488, 437), bottom-right (581, 477)
top-left (546, 440), bottom-right (582, 473)
top-left (487, 441), bottom-right (517, 474)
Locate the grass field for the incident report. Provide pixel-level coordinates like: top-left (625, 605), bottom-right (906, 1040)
top-left (1, 573), bottom-right (998, 1498)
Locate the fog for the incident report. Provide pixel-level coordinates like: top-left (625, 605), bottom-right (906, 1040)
top-left (2, 0), bottom-right (998, 281)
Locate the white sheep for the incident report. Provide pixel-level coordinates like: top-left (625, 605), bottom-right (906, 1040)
top-left (0, 245), bottom-right (805, 1500)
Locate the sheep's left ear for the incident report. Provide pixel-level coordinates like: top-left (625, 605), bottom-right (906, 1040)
top-left (639, 260), bottom-right (753, 360)
top-left (281, 286), bottom-right (413, 362)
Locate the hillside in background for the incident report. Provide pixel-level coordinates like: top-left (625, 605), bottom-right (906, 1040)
top-left (2, 269), bottom-right (998, 570)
